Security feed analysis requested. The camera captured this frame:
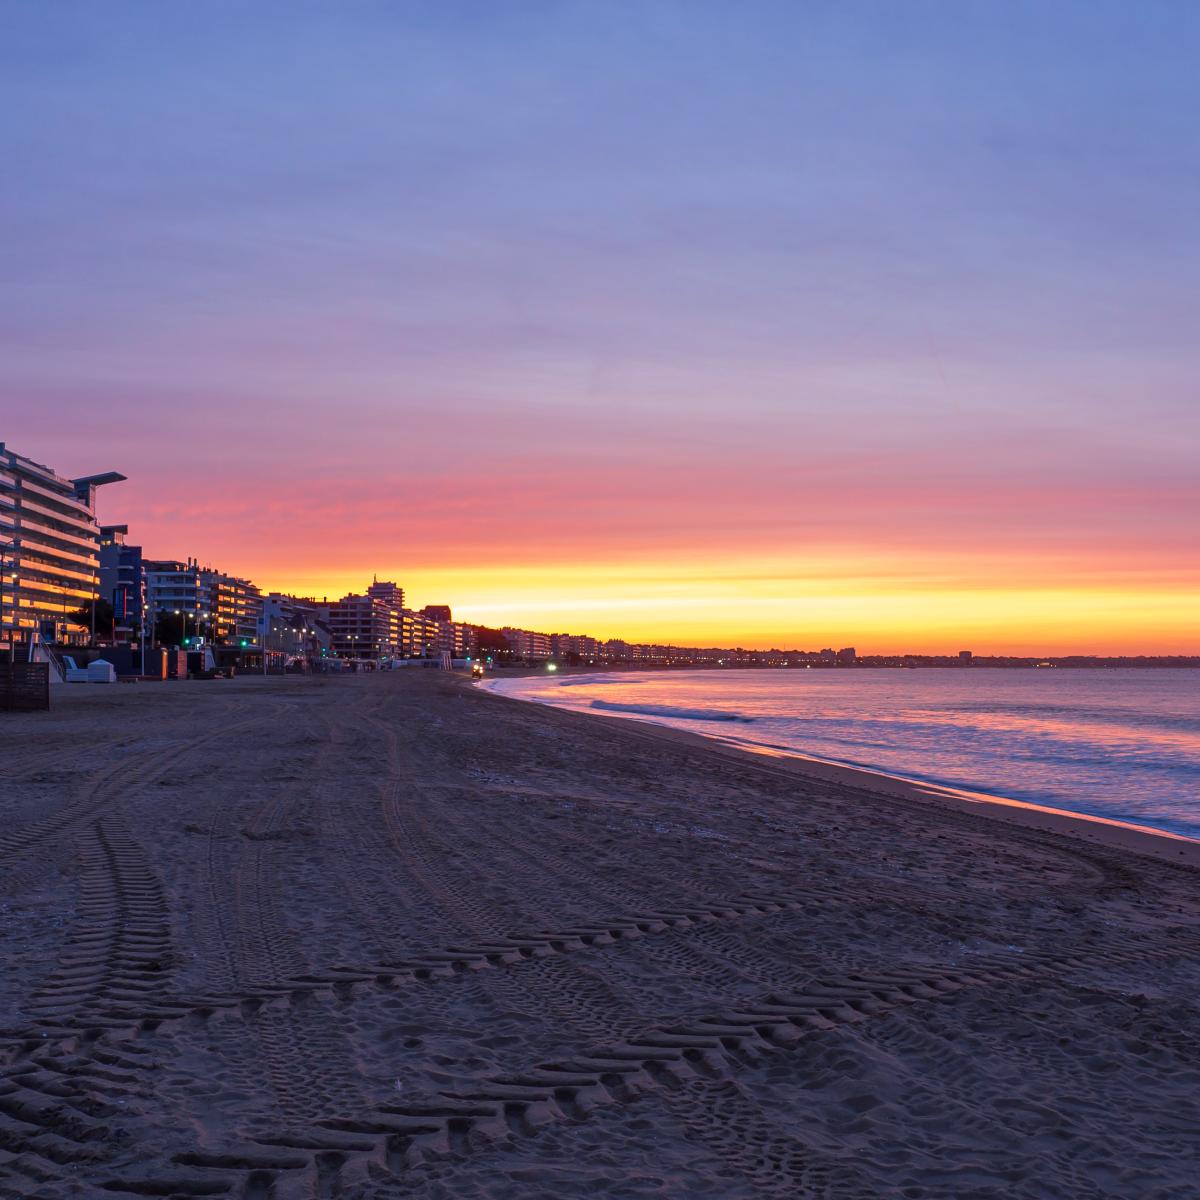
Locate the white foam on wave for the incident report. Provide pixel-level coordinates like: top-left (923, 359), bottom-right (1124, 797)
top-left (590, 698), bottom-right (754, 723)
top-left (556, 675), bottom-right (641, 688)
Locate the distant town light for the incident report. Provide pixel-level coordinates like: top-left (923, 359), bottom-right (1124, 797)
top-left (547, 662), bottom-right (558, 672)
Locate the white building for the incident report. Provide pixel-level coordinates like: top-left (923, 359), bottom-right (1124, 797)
top-left (145, 558), bottom-right (262, 648)
top-left (0, 443), bottom-right (125, 645)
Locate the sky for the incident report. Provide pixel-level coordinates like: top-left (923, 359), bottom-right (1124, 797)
top-left (2, 1), bottom-right (1197, 653)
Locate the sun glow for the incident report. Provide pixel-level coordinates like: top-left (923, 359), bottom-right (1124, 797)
top-left (252, 550), bottom-right (1200, 656)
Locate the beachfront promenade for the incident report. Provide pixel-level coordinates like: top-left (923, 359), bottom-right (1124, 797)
top-left (2, 672), bottom-right (1198, 1198)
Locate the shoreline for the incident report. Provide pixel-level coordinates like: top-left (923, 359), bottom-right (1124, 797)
top-left (477, 676), bottom-right (1200, 868)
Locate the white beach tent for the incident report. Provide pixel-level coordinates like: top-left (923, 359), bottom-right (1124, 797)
top-left (87, 659), bottom-right (117, 683)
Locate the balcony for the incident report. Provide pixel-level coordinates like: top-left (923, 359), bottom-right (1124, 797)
top-left (14, 467), bottom-right (87, 499)
top-left (17, 521), bottom-right (98, 557)
top-left (15, 558), bottom-right (95, 587)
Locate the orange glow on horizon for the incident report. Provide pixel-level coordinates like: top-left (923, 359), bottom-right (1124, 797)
top-left (242, 550), bottom-right (1199, 657)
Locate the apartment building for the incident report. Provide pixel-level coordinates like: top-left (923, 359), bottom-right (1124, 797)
top-left (550, 632), bottom-right (600, 661)
top-left (209, 573), bottom-right (263, 647)
top-left (145, 559), bottom-right (207, 641)
top-left (502, 627), bottom-right (553, 660)
top-left (145, 558), bottom-right (262, 647)
top-left (438, 620), bottom-right (475, 658)
top-left (398, 608), bottom-right (440, 658)
top-left (99, 525), bottom-right (144, 637)
top-left (422, 605), bottom-right (471, 655)
top-left (0, 443), bottom-right (125, 644)
top-left (326, 593), bottom-right (401, 660)
top-left (321, 580), bottom-right (453, 661)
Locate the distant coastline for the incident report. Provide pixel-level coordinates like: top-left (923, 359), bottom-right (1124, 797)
top-left (489, 656), bottom-right (1200, 673)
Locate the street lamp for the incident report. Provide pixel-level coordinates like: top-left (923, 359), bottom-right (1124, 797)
top-left (263, 621), bottom-right (280, 677)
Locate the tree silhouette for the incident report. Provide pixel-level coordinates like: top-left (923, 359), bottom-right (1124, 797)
top-left (70, 598), bottom-right (115, 640)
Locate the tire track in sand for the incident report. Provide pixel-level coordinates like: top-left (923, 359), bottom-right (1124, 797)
top-left (0, 700), bottom-right (282, 1197)
top-left (90, 923), bottom-right (1200, 1200)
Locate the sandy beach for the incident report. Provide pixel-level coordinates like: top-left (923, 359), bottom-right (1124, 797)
top-left (2, 670), bottom-right (1199, 1200)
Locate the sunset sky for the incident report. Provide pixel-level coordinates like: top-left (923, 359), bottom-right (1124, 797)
top-left (3, 3), bottom-right (1197, 653)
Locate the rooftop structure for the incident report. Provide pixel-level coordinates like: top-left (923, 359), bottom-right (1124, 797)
top-left (366, 578), bottom-right (405, 609)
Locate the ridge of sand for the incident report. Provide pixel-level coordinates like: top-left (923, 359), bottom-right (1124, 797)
top-left (1, 671), bottom-right (1198, 1199)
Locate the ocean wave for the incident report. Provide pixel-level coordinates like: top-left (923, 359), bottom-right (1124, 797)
top-left (556, 676), bottom-right (639, 688)
top-left (590, 699), bottom-right (754, 723)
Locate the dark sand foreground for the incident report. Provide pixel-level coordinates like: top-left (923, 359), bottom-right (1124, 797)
top-left (2, 671), bottom-right (1199, 1200)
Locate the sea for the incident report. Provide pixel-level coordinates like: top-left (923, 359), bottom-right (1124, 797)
top-left (482, 668), bottom-right (1200, 840)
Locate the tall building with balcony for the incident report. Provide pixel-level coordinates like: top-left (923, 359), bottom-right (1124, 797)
top-left (366, 579), bottom-right (405, 609)
top-left (435, 620), bottom-right (475, 658)
top-left (99, 524), bottom-right (145, 638)
top-left (209, 573), bottom-right (263, 647)
top-left (326, 593), bottom-right (401, 660)
top-left (322, 581), bottom-right (456, 661)
top-left (0, 443), bottom-right (125, 644)
top-left (502, 627), bottom-right (553, 660)
top-left (399, 608), bottom-right (440, 658)
top-left (145, 559), bottom-right (207, 642)
top-left (551, 632), bottom-right (600, 661)
top-left (145, 558), bottom-right (262, 647)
